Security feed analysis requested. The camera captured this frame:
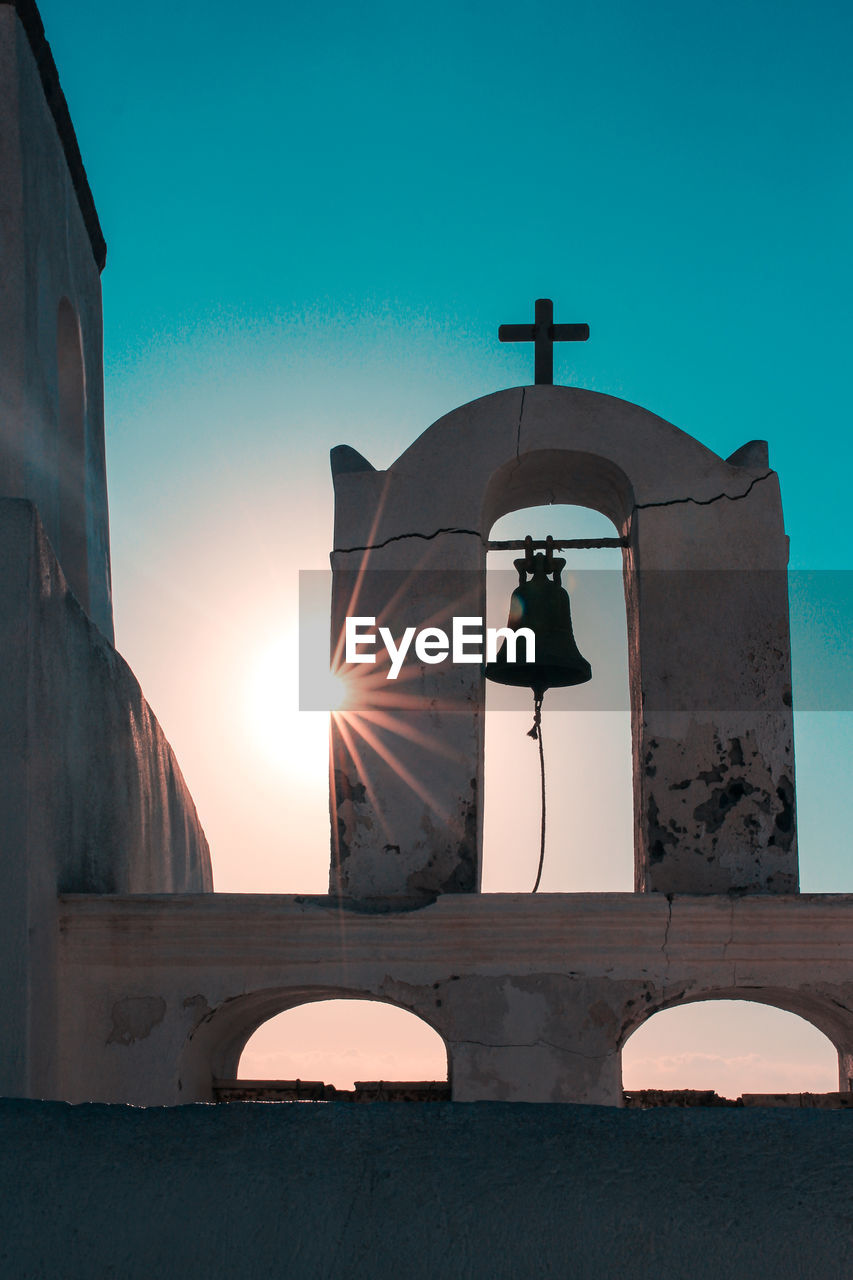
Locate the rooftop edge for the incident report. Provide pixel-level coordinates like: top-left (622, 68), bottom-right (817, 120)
top-left (3, 0), bottom-right (107, 270)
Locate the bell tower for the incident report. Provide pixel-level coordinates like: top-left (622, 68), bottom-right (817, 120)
top-left (328, 340), bottom-right (796, 899)
top-left (0, 0), bottom-right (113, 638)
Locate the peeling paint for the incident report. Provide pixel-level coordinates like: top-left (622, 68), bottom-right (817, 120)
top-left (182, 994), bottom-right (211, 1021)
top-left (441, 779), bottom-right (478, 894)
top-left (644, 724), bottom-right (797, 893)
top-left (647, 796), bottom-right (677, 864)
top-left (694, 778), bottom-right (757, 834)
top-left (336, 819), bottom-right (350, 865)
top-left (333, 770), bottom-right (369, 880)
top-left (106, 996), bottom-right (166, 1047)
top-left (336, 896), bottom-right (437, 914)
top-left (334, 770), bottom-right (366, 808)
top-left (404, 779), bottom-right (477, 897)
top-left (769, 775), bottom-right (795, 851)
top-left (584, 1001), bottom-right (619, 1033)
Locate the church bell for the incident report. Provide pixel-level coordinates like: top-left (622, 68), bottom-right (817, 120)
top-left (484, 536), bottom-right (592, 700)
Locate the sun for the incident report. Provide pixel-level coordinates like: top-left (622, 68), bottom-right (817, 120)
top-left (245, 630), bottom-right (350, 775)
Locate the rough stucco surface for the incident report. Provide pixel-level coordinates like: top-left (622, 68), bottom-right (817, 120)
top-left (0, 1099), bottom-right (851, 1279)
top-left (0, 8), bottom-right (113, 637)
top-left (56, 894), bottom-right (853, 1105)
top-left (0, 499), bottom-right (211, 1099)
top-left (329, 384), bottom-right (796, 899)
top-left (2, 499), bottom-right (211, 896)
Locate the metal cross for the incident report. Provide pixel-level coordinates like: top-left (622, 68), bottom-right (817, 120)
top-left (498, 298), bottom-right (589, 385)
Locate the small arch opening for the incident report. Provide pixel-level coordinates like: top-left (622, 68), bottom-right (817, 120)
top-left (227, 998), bottom-right (449, 1101)
top-left (56, 297), bottom-right (89, 612)
top-left (622, 999), bottom-right (839, 1104)
top-left (482, 502), bottom-right (632, 891)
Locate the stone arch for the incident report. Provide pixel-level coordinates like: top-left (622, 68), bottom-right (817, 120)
top-left (482, 499), bottom-right (632, 891)
top-left (619, 985), bottom-right (850, 1091)
top-left (178, 986), bottom-right (451, 1100)
top-left (330, 385), bottom-right (796, 899)
top-left (56, 296), bottom-right (90, 612)
top-left (482, 448), bottom-right (635, 535)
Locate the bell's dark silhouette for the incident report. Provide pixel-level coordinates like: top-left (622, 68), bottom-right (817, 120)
top-left (484, 536), bottom-right (592, 701)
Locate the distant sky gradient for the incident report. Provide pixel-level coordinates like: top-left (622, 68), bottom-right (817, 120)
top-left (35, 0), bottom-right (853, 1086)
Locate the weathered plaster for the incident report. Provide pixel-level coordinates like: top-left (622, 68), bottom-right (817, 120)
top-left (107, 996), bottom-right (167, 1046)
top-left (55, 894), bottom-right (853, 1106)
top-left (330, 384), bottom-right (796, 897)
top-left (0, 0), bottom-right (826, 1132)
top-left (0, 4), bottom-right (112, 637)
top-left (0, 499), bottom-right (211, 1098)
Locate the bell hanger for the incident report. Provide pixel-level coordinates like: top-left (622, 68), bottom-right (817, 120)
top-left (484, 534), bottom-right (592, 700)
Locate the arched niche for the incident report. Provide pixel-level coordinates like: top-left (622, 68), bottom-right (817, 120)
top-left (56, 297), bottom-right (90, 612)
top-left (178, 986), bottom-right (449, 1100)
top-left (237, 996), bottom-right (449, 1090)
top-left (482, 501), bottom-right (632, 891)
top-left (329, 385), bottom-right (797, 899)
top-left (621, 993), bottom-right (841, 1097)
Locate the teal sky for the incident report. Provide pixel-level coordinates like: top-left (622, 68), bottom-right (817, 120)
top-left (36, 0), bottom-right (853, 899)
top-left (44, 0), bottom-right (852, 527)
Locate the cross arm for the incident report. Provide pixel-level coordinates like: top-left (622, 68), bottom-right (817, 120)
top-left (498, 298), bottom-right (590, 384)
top-left (552, 323), bottom-right (590, 342)
top-left (498, 324), bottom-right (536, 342)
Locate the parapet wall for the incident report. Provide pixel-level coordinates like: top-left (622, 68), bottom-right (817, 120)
top-left (0, 1099), bottom-right (851, 1279)
top-left (56, 893), bottom-right (853, 1106)
top-left (0, 498), bottom-right (211, 895)
top-left (0, 498), bottom-right (211, 1097)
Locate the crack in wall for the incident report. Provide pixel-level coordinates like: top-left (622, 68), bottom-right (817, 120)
top-left (633, 470), bottom-right (773, 514)
top-left (721, 898), bottom-right (736, 960)
top-left (457, 1036), bottom-right (615, 1061)
top-left (334, 469), bottom-right (773, 554)
top-left (327, 1152), bottom-right (370, 1272)
top-left (661, 895), bottom-right (673, 956)
top-left (335, 527), bottom-right (482, 555)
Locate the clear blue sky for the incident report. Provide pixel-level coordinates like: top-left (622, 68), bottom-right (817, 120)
top-left (45, 0), bottom-right (852, 512)
top-left (37, 0), bottom-right (853, 897)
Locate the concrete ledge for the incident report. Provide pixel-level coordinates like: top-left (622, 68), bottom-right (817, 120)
top-left (1, 1098), bottom-right (852, 1278)
top-left (56, 894), bottom-right (853, 1106)
top-left (57, 891), bottom-right (853, 968)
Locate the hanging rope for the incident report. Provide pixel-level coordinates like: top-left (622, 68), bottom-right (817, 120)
top-left (527, 692), bottom-right (546, 892)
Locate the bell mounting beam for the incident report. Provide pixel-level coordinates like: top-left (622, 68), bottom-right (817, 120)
top-left (488, 537), bottom-right (628, 551)
top-left (498, 297), bottom-right (589, 385)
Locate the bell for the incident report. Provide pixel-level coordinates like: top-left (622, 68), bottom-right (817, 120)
top-left (484, 535), bottom-right (592, 700)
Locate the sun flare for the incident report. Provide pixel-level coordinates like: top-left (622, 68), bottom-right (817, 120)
top-left (245, 631), bottom-right (351, 775)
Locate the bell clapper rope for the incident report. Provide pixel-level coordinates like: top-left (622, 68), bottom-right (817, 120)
top-left (485, 529), bottom-right (592, 896)
top-left (527, 691), bottom-right (547, 893)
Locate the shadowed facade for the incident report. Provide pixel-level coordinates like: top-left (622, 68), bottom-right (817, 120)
top-left (5, 0), bottom-right (853, 1115)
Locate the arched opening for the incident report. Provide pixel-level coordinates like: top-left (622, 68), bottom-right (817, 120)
top-left (56, 297), bottom-right (89, 612)
top-left (622, 999), bottom-right (839, 1104)
top-left (482, 502), bottom-right (632, 891)
top-left (223, 997), bottom-right (449, 1101)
